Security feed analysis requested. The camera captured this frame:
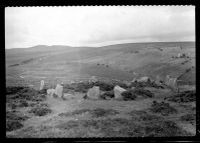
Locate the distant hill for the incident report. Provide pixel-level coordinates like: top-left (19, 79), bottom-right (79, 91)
top-left (6, 41), bottom-right (195, 87)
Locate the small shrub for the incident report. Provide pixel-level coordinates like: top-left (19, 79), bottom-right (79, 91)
top-left (59, 109), bottom-right (91, 117)
top-left (133, 88), bottom-right (154, 98)
top-left (29, 104), bottom-right (52, 116)
top-left (6, 86), bottom-right (25, 95)
top-left (93, 81), bottom-right (114, 91)
top-left (6, 111), bottom-right (29, 121)
top-left (90, 108), bottom-right (119, 118)
top-left (145, 120), bottom-right (190, 137)
top-left (100, 91), bottom-right (114, 99)
top-left (6, 111), bottom-right (29, 132)
top-left (180, 113), bottom-right (196, 125)
top-left (150, 101), bottom-right (177, 116)
top-left (121, 90), bottom-right (136, 101)
top-left (6, 120), bottom-right (23, 132)
top-left (38, 88), bottom-right (47, 94)
top-left (166, 90), bottom-right (196, 103)
top-left (18, 100), bottom-right (29, 107)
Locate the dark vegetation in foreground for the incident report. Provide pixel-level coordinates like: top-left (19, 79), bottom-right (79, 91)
top-left (6, 82), bottom-right (196, 136)
top-left (6, 110), bottom-right (29, 131)
top-left (63, 80), bottom-right (128, 93)
top-left (180, 113), bottom-right (196, 125)
top-left (165, 90), bottom-right (196, 103)
top-left (149, 101), bottom-right (177, 116)
top-left (63, 80), bottom-right (164, 94)
top-left (56, 112), bottom-right (191, 137)
top-left (6, 86), bottom-right (51, 131)
top-left (59, 108), bottom-right (119, 118)
top-left (28, 103), bottom-right (52, 116)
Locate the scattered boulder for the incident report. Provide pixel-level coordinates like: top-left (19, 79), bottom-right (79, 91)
top-left (87, 86), bottom-right (100, 99)
top-left (39, 80), bottom-right (45, 90)
top-left (47, 89), bottom-right (56, 97)
top-left (137, 76), bottom-right (151, 82)
top-left (114, 85), bottom-right (126, 99)
top-left (55, 84), bottom-right (64, 98)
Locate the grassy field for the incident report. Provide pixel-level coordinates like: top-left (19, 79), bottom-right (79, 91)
top-left (6, 42), bottom-right (196, 137)
top-left (6, 84), bottom-right (195, 137)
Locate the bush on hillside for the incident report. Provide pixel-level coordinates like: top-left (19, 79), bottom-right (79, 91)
top-left (28, 103), bottom-right (52, 116)
top-left (165, 90), bottom-right (195, 103)
top-left (100, 90), bottom-right (114, 99)
top-left (121, 90), bottom-right (137, 101)
top-left (131, 81), bottom-right (164, 89)
top-left (6, 86), bottom-right (25, 95)
top-left (133, 88), bottom-right (154, 98)
top-left (6, 111), bottom-right (29, 131)
top-left (150, 101), bottom-right (177, 116)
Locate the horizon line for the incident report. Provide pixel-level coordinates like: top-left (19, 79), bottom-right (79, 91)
top-left (6, 40), bottom-right (195, 50)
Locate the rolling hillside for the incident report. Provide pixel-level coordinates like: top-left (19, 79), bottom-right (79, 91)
top-left (6, 42), bottom-right (195, 89)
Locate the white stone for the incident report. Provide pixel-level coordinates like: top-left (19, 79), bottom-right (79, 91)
top-left (114, 85), bottom-right (126, 99)
top-left (137, 76), bottom-right (150, 82)
top-left (55, 84), bottom-right (64, 98)
top-left (87, 86), bottom-right (100, 99)
top-left (40, 80), bottom-right (45, 90)
top-left (165, 75), bottom-right (178, 91)
top-left (47, 89), bottom-right (55, 97)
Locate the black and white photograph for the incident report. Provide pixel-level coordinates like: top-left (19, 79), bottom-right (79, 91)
top-left (5, 6), bottom-right (196, 138)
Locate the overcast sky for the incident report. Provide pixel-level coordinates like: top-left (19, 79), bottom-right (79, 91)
top-left (5, 6), bottom-right (195, 49)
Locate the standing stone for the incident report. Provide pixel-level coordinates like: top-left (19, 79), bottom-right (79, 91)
top-left (87, 86), bottom-right (100, 99)
top-left (40, 80), bottom-right (45, 90)
top-left (55, 84), bottom-right (64, 98)
top-left (114, 85), bottom-right (126, 99)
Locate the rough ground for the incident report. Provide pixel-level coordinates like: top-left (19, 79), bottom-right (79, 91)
top-left (6, 86), bottom-right (196, 138)
top-left (6, 42), bottom-right (196, 137)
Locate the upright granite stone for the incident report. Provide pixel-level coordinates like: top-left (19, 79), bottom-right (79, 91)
top-left (114, 85), bottom-right (126, 99)
top-left (55, 84), bottom-right (64, 98)
top-left (87, 86), bottom-right (100, 99)
top-left (40, 80), bottom-right (45, 90)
